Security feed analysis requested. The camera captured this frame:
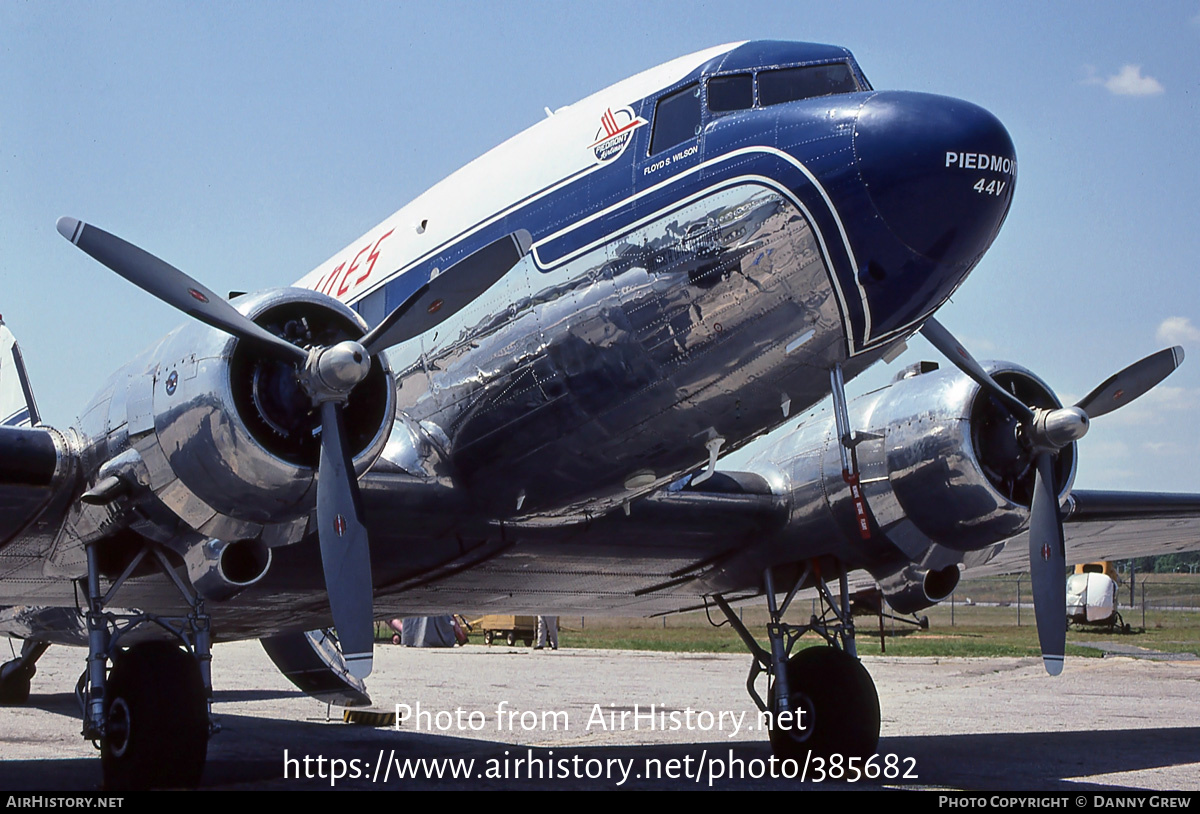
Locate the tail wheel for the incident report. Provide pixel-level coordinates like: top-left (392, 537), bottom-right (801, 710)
top-left (102, 642), bottom-right (209, 790)
top-left (0, 662), bottom-right (35, 705)
top-left (768, 646), bottom-right (880, 761)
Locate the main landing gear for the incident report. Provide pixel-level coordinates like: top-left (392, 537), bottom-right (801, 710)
top-left (713, 561), bottom-right (880, 761)
top-left (79, 540), bottom-right (216, 790)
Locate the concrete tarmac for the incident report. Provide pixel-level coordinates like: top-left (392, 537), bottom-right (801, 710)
top-left (0, 640), bottom-right (1197, 790)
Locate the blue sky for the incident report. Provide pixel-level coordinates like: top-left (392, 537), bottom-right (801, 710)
top-left (2, 1), bottom-right (1197, 492)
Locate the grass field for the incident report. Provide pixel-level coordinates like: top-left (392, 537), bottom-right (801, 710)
top-left (544, 608), bottom-right (1200, 658)
top-left (459, 574), bottom-right (1200, 659)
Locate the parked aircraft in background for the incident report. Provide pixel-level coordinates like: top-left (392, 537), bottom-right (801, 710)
top-left (2, 41), bottom-right (1197, 788)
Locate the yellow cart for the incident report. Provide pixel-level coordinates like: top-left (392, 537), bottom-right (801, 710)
top-left (471, 615), bottom-right (538, 647)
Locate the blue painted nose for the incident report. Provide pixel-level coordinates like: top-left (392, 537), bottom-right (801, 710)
top-left (854, 92), bottom-right (1015, 267)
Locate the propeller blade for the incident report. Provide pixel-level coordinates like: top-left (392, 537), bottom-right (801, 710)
top-left (1028, 452), bottom-right (1066, 676)
top-left (361, 229), bottom-right (531, 355)
top-left (56, 217), bottom-right (308, 365)
top-left (316, 400), bottom-right (374, 679)
top-left (1075, 346), bottom-right (1185, 419)
top-left (920, 317), bottom-right (1034, 422)
top-left (920, 319), bottom-right (1187, 677)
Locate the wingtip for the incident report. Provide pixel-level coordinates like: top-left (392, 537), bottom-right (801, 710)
top-left (55, 217), bottom-right (82, 244)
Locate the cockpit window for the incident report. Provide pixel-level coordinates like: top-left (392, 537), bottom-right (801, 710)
top-left (758, 62), bottom-right (860, 107)
top-left (650, 82), bottom-right (701, 155)
top-left (707, 73), bottom-right (753, 112)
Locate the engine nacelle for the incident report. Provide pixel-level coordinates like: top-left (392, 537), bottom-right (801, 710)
top-left (740, 360), bottom-right (1075, 609)
top-left (857, 360), bottom-right (1075, 553)
top-left (76, 288), bottom-right (395, 550)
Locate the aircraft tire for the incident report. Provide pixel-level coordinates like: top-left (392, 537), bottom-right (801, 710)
top-left (768, 646), bottom-right (880, 761)
top-left (101, 642), bottom-right (208, 790)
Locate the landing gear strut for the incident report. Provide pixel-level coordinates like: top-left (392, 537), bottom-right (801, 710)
top-left (79, 540), bottom-right (216, 790)
top-left (714, 561), bottom-right (880, 760)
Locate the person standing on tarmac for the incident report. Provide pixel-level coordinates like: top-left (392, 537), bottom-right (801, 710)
top-left (535, 616), bottom-right (558, 650)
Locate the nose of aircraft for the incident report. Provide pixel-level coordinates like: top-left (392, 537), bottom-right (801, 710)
top-left (854, 91), bottom-right (1015, 268)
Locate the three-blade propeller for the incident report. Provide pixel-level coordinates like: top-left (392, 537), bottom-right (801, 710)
top-left (921, 316), bottom-right (1183, 674)
top-left (58, 217), bottom-right (530, 678)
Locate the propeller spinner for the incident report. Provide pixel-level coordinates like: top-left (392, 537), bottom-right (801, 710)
top-left (58, 217), bottom-right (531, 678)
top-left (921, 316), bottom-right (1183, 674)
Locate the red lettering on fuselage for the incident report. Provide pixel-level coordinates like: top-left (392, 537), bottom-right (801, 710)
top-left (325, 263), bottom-right (346, 295)
top-left (359, 229), bottom-right (394, 286)
top-left (339, 246), bottom-right (369, 297)
top-left (312, 229), bottom-right (396, 299)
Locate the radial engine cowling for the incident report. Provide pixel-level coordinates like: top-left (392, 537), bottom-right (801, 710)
top-left (113, 288), bottom-right (395, 546)
top-left (745, 360), bottom-right (1075, 566)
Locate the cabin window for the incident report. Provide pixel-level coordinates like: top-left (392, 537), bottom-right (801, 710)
top-left (758, 62), bottom-right (860, 107)
top-left (649, 82), bottom-right (701, 155)
top-left (707, 73), bottom-right (753, 112)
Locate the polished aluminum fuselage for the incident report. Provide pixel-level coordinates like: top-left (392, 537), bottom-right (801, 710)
top-left (384, 182), bottom-right (878, 520)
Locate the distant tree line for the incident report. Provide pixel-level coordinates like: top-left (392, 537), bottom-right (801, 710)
top-left (1125, 553), bottom-right (1200, 574)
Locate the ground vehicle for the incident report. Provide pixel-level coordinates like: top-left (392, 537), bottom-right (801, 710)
top-left (1067, 562), bottom-right (1130, 633)
top-left (474, 616), bottom-right (538, 647)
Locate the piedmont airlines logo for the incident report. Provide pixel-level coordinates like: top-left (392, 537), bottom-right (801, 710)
top-left (590, 106), bottom-right (646, 163)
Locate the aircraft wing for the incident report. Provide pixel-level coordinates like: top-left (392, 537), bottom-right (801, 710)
top-left (962, 490), bottom-right (1200, 577)
top-left (340, 469), bottom-right (791, 620)
top-left (613, 482), bottom-right (1200, 591)
top-left (355, 472), bottom-right (1200, 621)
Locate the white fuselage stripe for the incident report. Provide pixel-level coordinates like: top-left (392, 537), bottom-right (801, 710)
top-left (347, 162), bottom-right (606, 304)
